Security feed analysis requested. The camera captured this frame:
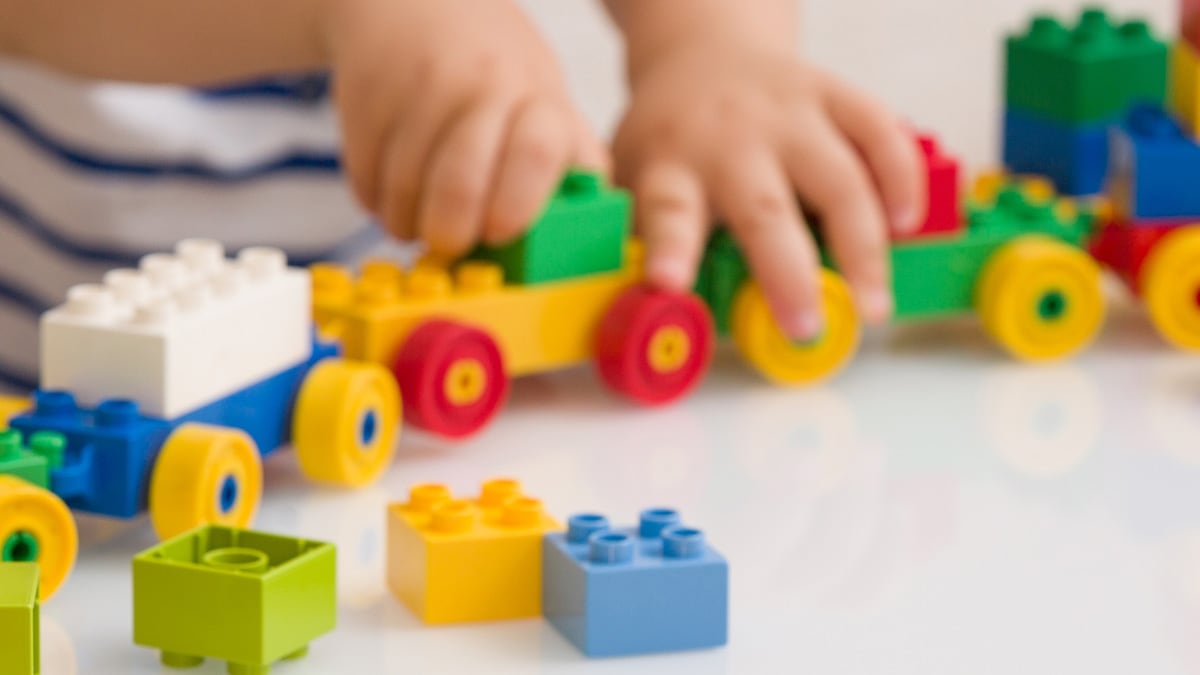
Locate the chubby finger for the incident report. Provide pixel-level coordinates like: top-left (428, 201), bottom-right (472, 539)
top-left (417, 98), bottom-right (515, 256)
top-left (711, 146), bottom-right (824, 340)
top-left (483, 98), bottom-right (573, 245)
top-left (784, 118), bottom-right (892, 325)
top-left (634, 160), bottom-right (708, 291)
top-left (826, 81), bottom-right (925, 235)
top-left (377, 95), bottom-right (459, 242)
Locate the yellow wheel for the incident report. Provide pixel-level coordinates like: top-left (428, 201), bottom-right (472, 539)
top-left (149, 424), bottom-right (262, 541)
top-left (1141, 226), bottom-right (1200, 350)
top-left (0, 396), bottom-right (30, 430)
top-left (731, 270), bottom-right (860, 385)
top-left (0, 476), bottom-right (77, 600)
top-left (293, 359), bottom-right (400, 488)
top-left (975, 235), bottom-right (1105, 361)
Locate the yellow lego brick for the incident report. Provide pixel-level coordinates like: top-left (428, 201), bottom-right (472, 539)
top-left (1171, 40), bottom-right (1200, 136)
top-left (311, 244), bottom-right (644, 377)
top-left (386, 478), bottom-right (561, 624)
top-left (0, 396), bottom-right (30, 430)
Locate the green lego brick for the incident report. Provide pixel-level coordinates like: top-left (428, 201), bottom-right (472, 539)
top-left (1006, 8), bottom-right (1168, 124)
top-left (133, 525), bottom-right (336, 675)
top-left (892, 185), bottom-right (1094, 320)
top-left (0, 430), bottom-right (64, 490)
top-left (470, 169), bottom-right (631, 284)
top-left (0, 563), bottom-right (39, 675)
top-left (695, 230), bottom-right (750, 335)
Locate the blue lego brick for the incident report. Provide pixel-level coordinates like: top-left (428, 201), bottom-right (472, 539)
top-left (542, 509), bottom-right (728, 657)
top-left (1110, 103), bottom-right (1200, 219)
top-left (9, 336), bottom-right (338, 519)
top-left (1003, 107), bottom-right (1111, 196)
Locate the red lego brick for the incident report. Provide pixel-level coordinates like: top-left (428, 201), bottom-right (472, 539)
top-left (897, 134), bottom-right (962, 240)
top-left (1090, 219), bottom-right (1186, 294)
top-left (1185, 0), bottom-right (1200, 52)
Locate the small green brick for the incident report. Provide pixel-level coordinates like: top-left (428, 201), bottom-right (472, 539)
top-left (1006, 8), bottom-right (1168, 124)
top-left (470, 169), bottom-right (630, 284)
top-left (0, 563), bottom-right (39, 675)
top-left (0, 430), bottom-right (64, 490)
top-left (133, 525), bottom-right (336, 675)
top-left (695, 230), bottom-right (750, 335)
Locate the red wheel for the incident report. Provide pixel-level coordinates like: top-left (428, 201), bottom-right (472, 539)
top-left (391, 321), bottom-right (508, 438)
top-left (595, 287), bottom-right (714, 405)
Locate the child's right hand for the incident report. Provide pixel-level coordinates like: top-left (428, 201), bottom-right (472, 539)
top-left (327, 0), bottom-right (608, 256)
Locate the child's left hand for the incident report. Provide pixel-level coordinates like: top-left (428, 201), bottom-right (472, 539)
top-left (612, 41), bottom-right (925, 339)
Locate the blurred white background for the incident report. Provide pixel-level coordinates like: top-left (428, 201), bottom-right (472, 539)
top-left (521, 0), bottom-right (1175, 171)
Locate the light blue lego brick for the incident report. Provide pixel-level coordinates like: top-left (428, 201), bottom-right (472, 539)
top-left (543, 509), bottom-right (728, 657)
top-left (10, 335), bottom-right (338, 519)
top-left (1110, 103), bottom-right (1200, 219)
top-left (1003, 107), bottom-right (1111, 196)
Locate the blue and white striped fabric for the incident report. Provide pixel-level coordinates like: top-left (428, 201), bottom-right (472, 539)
top-left (0, 59), bottom-right (378, 393)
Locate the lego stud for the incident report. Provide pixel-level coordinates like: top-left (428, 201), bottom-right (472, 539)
top-left (176, 239), bottom-right (226, 276)
top-left (310, 264), bottom-right (355, 304)
top-left (239, 247), bottom-right (287, 280)
top-left (361, 260), bottom-right (404, 285)
top-left (1026, 15), bottom-right (1069, 44)
top-left (33, 391), bottom-right (76, 417)
top-left (407, 484), bottom-right (452, 512)
top-left (355, 276), bottom-right (402, 307)
top-left (212, 266), bottom-right (248, 298)
top-left (456, 262), bottom-right (504, 294)
top-left (588, 531), bottom-right (635, 564)
top-left (638, 508), bottom-right (681, 538)
top-left (0, 430), bottom-right (21, 460)
top-left (202, 547), bottom-right (270, 574)
top-left (431, 500), bottom-right (476, 533)
top-left (480, 478), bottom-right (521, 508)
top-left (175, 284), bottom-right (212, 312)
top-left (104, 269), bottom-right (152, 306)
top-left (1073, 8), bottom-right (1113, 44)
top-left (141, 253), bottom-right (191, 291)
top-left (406, 267), bottom-right (452, 301)
top-left (64, 284), bottom-right (118, 320)
top-left (500, 497), bottom-right (544, 528)
top-left (662, 527), bottom-right (706, 559)
top-left (29, 431), bottom-right (65, 466)
top-left (96, 399), bottom-right (139, 428)
top-left (567, 513), bottom-right (610, 543)
top-left (559, 170), bottom-right (602, 198)
top-left (134, 297), bottom-right (176, 325)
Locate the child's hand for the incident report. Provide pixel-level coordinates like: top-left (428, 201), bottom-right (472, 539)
top-left (612, 44), bottom-right (925, 338)
top-left (328, 0), bottom-right (608, 256)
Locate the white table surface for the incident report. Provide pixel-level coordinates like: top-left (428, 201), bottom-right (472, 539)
top-left (36, 290), bottom-right (1200, 675)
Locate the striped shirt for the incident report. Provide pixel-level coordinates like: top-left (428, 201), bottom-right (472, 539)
top-left (0, 58), bottom-right (381, 394)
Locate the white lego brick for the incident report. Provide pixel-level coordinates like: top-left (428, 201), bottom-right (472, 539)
top-left (40, 240), bottom-right (312, 419)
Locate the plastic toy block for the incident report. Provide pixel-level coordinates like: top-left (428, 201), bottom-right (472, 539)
top-left (1002, 107), bottom-right (1110, 196)
top-left (41, 240), bottom-right (311, 419)
top-left (312, 248), bottom-right (644, 377)
top-left (469, 170), bottom-right (631, 284)
top-left (387, 479), bottom-right (561, 623)
top-left (542, 509), bottom-right (728, 657)
top-left (1088, 219), bottom-right (1178, 292)
top-left (1185, 0), bottom-right (1200, 52)
top-left (1109, 104), bottom-right (1200, 219)
top-left (694, 231), bottom-right (750, 336)
top-left (0, 397), bottom-right (29, 430)
top-left (1005, 8), bottom-right (1167, 124)
top-left (0, 430), bottom-right (63, 490)
top-left (1170, 40), bottom-right (1200, 136)
top-left (897, 134), bottom-right (962, 240)
top-left (0, 564), bottom-right (39, 675)
top-left (133, 525), bottom-right (336, 675)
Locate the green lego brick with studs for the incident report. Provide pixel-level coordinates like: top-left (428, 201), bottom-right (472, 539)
top-left (0, 563), bottom-right (39, 675)
top-left (133, 525), bottom-right (336, 675)
top-left (469, 169), bottom-right (631, 284)
top-left (0, 430), bottom-right (64, 491)
top-left (1006, 8), bottom-right (1168, 124)
top-left (696, 182), bottom-right (1094, 328)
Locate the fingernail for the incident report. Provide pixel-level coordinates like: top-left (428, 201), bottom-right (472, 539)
top-left (894, 208), bottom-right (919, 233)
top-left (786, 310), bottom-right (824, 340)
top-left (858, 288), bottom-right (893, 324)
top-left (648, 257), bottom-right (692, 290)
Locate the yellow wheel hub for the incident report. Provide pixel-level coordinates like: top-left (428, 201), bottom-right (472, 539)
top-left (0, 476), bottom-right (77, 600)
top-left (444, 358), bottom-right (488, 406)
top-left (1142, 226), bottom-right (1200, 350)
top-left (731, 270), bottom-right (861, 385)
top-left (646, 325), bottom-right (692, 374)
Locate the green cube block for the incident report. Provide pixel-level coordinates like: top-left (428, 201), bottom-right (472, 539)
top-left (695, 231), bottom-right (750, 336)
top-left (0, 430), bottom-right (64, 490)
top-left (0, 563), bottom-right (39, 675)
top-left (1006, 8), bottom-right (1168, 124)
top-left (133, 525), bottom-right (336, 675)
top-left (470, 169), bottom-right (631, 284)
